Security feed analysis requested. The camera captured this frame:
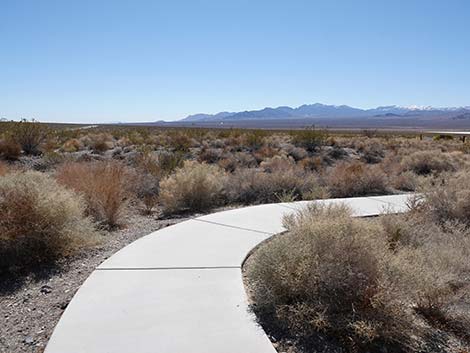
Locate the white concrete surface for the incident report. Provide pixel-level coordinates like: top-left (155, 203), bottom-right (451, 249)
top-left (426, 131), bottom-right (470, 135)
top-left (45, 194), bottom-right (414, 353)
top-left (98, 219), bottom-right (272, 269)
top-left (45, 269), bottom-right (274, 353)
top-left (280, 194), bottom-right (411, 215)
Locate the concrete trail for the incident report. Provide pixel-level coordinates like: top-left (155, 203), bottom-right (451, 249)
top-left (44, 194), bottom-right (413, 353)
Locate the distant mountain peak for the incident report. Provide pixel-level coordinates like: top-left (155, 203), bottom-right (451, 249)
top-left (179, 103), bottom-right (470, 122)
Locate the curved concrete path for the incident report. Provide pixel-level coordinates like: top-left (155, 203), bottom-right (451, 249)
top-left (45, 194), bottom-right (413, 353)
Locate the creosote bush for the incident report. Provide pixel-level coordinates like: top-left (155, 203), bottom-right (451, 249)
top-left (402, 150), bottom-right (455, 175)
top-left (0, 171), bottom-right (97, 271)
top-left (159, 161), bottom-right (227, 214)
top-left (326, 161), bottom-right (388, 197)
top-left (291, 128), bottom-right (327, 152)
top-left (0, 138), bottom-right (22, 160)
top-left (56, 161), bottom-right (134, 228)
top-left (5, 119), bottom-right (49, 155)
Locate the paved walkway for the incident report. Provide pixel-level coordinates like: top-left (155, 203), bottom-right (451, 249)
top-left (44, 194), bottom-right (413, 353)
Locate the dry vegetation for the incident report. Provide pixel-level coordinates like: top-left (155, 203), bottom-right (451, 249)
top-left (0, 171), bottom-right (97, 273)
top-left (56, 161), bottom-right (134, 228)
top-left (0, 120), bottom-right (469, 353)
top-left (0, 120), bottom-right (469, 276)
top-left (245, 180), bottom-right (470, 353)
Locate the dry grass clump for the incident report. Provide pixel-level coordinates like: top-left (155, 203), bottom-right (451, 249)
top-left (381, 212), bottom-right (470, 345)
top-left (0, 161), bottom-right (9, 176)
top-left (61, 138), bottom-right (82, 152)
top-left (402, 150), bottom-right (456, 175)
top-left (135, 173), bottom-right (160, 214)
top-left (0, 138), bottom-right (22, 160)
top-left (87, 133), bottom-right (114, 153)
top-left (159, 161), bottom-right (227, 214)
top-left (0, 171), bottom-right (97, 271)
top-left (56, 161), bottom-right (134, 228)
top-left (226, 166), bottom-right (324, 204)
top-left (416, 172), bottom-right (470, 225)
top-left (246, 204), bottom-right (418, 352)
top-left (326, 161), bottom-right (388, 197)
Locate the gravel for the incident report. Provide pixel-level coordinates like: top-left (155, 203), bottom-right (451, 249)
top-left (0, 211), bottom-right (190, 353)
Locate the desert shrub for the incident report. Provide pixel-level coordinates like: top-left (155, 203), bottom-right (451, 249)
top-left (157, 150), bottom-right (184, 175)
top-left (402, 150), bottom-right (455, 175)
top-left (299, 156), bottom-right (325, 171)
top-left (0, 138), bottom-right (21, 160)
top-left (242, 130), bottom-right (267, 150)
top-left (135, 148), bottom-right (184, 178)
top-left (325, 146), bottom-right (348, 161)
top-left (417, 172), bottom-right (470, 225)
top-left (0, 171), bottom-right (97, 271)
top-left (234, 151), bottom-right (258, 168)
top-left (260, 155), bottom-right (296, 173)
top-left (254, 145), bottom-right (278, 161)
top-left (135, 173), bottom-right (160, 214)
top-left (167, 132), bottom-right (191, 152)
top-left (433, 134), bottom-right (454, 141)
top-left (246, 204), bottom-right (417, 352)
top-left (360, 140), bottom-right (385, 163)
top-left (159, 161), bottom-right (227, 214)
top-left (5, 119), bottom-right (49, 155)
top-left (0, 162), bottom-right (9, 176)
top-left (247, 200), bottom-right (470, 352)
top-left (226, 167), bottom-right (323, 204)
top-left (326, 161), bottom-right (388, 197)
top-left (291, 128), bottom-right (327, 152)
top-left (381, 213), bottom-right (470, 342)
top-left (89, 133), bottom-right (113, 153)
top-left (218, 157), bottom-right (238, 172)
top-left (56, 161), bottom-right (134, 228)
top-left (284, 145), bottom-right (308, 161)
top-left (198, 146), bottom-right (222, 163)
top-left (390, 171), bottom-right (419, 191)
top-left (62, 138), bottom-right (82, 152)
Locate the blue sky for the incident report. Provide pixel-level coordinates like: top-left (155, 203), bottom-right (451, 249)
top-left (1, 0), bottom-right (469, 123)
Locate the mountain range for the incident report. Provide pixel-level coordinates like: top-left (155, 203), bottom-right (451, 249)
top-left (181, 103), bottom-right (470, 121)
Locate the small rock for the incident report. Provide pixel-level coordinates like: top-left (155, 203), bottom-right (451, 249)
top-left (24, 336), bottom-right (34, 345)
top-left (40, 285), bottom-right (52, 294)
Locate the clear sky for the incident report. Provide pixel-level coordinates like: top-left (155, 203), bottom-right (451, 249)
top-left (1, 0), bottom-right (469, 123)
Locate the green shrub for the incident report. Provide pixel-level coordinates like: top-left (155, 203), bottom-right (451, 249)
top-left (291, 128), bottom-right (327, 152)
top-left (5, 119), bottom-right (49, 155)
top-left (0, 171), bottom-right (97, 271)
